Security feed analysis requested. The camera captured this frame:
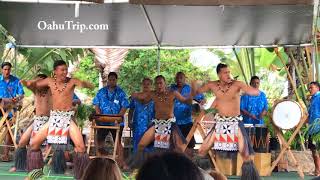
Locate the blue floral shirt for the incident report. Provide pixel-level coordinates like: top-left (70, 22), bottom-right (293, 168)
top-left (73, 94), bottom-right (80, 101)
top-left (308, 91), bottom-right (320, 135)
top-left (129, 98), bottom-right (154, 152)
top-left (0, 75), bottom-right (24, 98)
top-left (240, 91), bottom-right (268, 125)
top-left (170, 84), bottom-right (205, 125)
top-left (92, 86), bottom-right (129, 126)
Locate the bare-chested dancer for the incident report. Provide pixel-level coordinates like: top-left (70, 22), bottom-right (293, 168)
top-left (131, 75), bottom-right (192, 167)
top-left (29, 60), bottom-right (93, 179)
top-left (192, 63), bottom-right (261, 180)
top-left (9, 74), bottom-right (51, 172)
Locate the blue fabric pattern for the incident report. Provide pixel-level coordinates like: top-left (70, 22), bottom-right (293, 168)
top-left (170, 84), bottom-right (204, 125)
top-left (129, 98), bottom-right (154, 152)
top-left (0, 75), bottom-right (24, 98)
top-left (92, 86), bottom-right (129, 126)
top-left (240, 91), bottom-right (268, 125)
top-left (308, 91), bottom-right (320, 135)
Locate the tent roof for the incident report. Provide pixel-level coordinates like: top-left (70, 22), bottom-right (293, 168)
top-left (0, 2), bottom-right (314, 48)
top-left (129, 0), bottom-right (313, 6)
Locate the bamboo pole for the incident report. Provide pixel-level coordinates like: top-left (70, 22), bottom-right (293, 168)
top-left (251, 48), bottom-right (256, 76)
top-left (274, 48), bottom-right (301, 102)
top-left (245, 48), bottom-right (253, 78)
top-left (305, 47), bottom-right (313, 81)
top-left (288, 49), bottom-right (307, 105)
top-left (299, 48), bottom-right (310, 83)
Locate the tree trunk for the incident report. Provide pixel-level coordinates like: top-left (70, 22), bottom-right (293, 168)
top-left (90, 48), bottom-right (128, 87)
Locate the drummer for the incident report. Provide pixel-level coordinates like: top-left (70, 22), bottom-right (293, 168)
top-left (307, 81), bottom-right (320, 176)
top-left (170, 72), bottom-right (206, 158)
top-left (92, 72), bottom-right (129, 169)
top-left (240, 76), bottom-right (268, 125)
top-left (0, 62), bottom-right (25, 162)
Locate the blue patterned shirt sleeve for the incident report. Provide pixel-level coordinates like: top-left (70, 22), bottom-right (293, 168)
top-left (194, 93), bottom-right (205, 102)
top-left (240, 91), bottom-right (268, 125)
top-left (92, 86), bottom-right (129, 125)
top-left (0, 75), bottom-right (24, 98)
top-left (308, 92), bottom-right (320, 135)
top-left (309, 92), bottom-right (320, 124)
top-left (131, 99), bottom-right (154, 152)
top-left (170, 84), bottom-right (196, 125)
top-left (73, 94), bottom-right (79, 100)
top-left (129, 97), bottom-right (135, 109)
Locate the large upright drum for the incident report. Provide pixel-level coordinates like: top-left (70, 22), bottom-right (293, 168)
top-left (272, 100), bottom-right (302, 130)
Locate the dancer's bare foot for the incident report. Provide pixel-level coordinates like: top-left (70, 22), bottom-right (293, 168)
top-left (9, 166), bottom-right (16, 172)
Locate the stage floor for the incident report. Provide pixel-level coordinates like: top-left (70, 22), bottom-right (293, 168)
top-left (0, 162), bottom-right (316, 180)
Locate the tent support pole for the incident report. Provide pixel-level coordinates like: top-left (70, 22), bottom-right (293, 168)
top-left (157, 46), bottom-right (160, 75)
top-left (14, 47), bottom-right (17, 76)
top-left (312, 0), bottom-right (319, 81)
top-left (140, 4), bottom-right (161, 74)
top-left (140, 4), bottom-right (160, 46)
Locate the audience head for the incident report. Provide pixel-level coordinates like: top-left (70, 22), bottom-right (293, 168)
top-left (81, 158), bottom-right (122, 180)
top-left (136, 152), bottom-right (204, 180)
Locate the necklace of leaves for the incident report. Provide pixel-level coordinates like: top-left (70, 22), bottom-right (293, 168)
top-left (156, 90), bottom-right (169, 102)
top-left (54, 77), bottom-right (69, 93)
top-left (217, 80), bottom-right (233, 94)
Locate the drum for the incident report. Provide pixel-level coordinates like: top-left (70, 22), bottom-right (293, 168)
top-left (272, 100), bottom-right (302, 130)
top-left (254, 124), bottom-right (269, 153)
top-left (93, 114), bottom-right (123, 123)
top-left (244, 124), bottom-right (255, 145)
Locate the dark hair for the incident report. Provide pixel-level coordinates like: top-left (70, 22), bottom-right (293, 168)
top-left (1, 62), bottom-right (12, 69)
top-left (176, 72), bottom-right (185, 77)
top-left (81, 158), bottom-right (122, 180)
top-left (155, 75), bottom-right (166, 82)
top-left (37, 74), bottom-right (48, 79)
top-left (216, 63), bottom-right (228, 74)
top-left (53, 60), bottom-right (67, 70)
top-left (310, 81), bottom-right (320, 89)
top-left (142, 77), bottom-right (152, 84)
top-left (250, 76), bottom-right (260, 84)
top-left (108, 72), bottom-right (118, 79)
top-left (136, 152), bottom-right (204, 180)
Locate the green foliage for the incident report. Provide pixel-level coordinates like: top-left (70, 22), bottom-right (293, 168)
top-left (16, 48), bottom-right (85, 79)
top-left (73, 54), bottom-right (99, 97)
top-left (76, 104), bottom-right (95, 129)
top-left (118, 49), bottom-right (215, 95)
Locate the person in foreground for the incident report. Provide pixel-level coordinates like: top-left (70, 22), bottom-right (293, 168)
top-left (192, 63), bottom-right (261, 180)
top-left (81, 158), bottom-right (122, 180)
top-left (136, 152), bottom-right (205, 180)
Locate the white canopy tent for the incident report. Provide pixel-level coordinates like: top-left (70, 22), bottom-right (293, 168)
top-left (0, 0), bottom-right (315, 48)
top-left (0, 0), bottom-right (317, 76)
